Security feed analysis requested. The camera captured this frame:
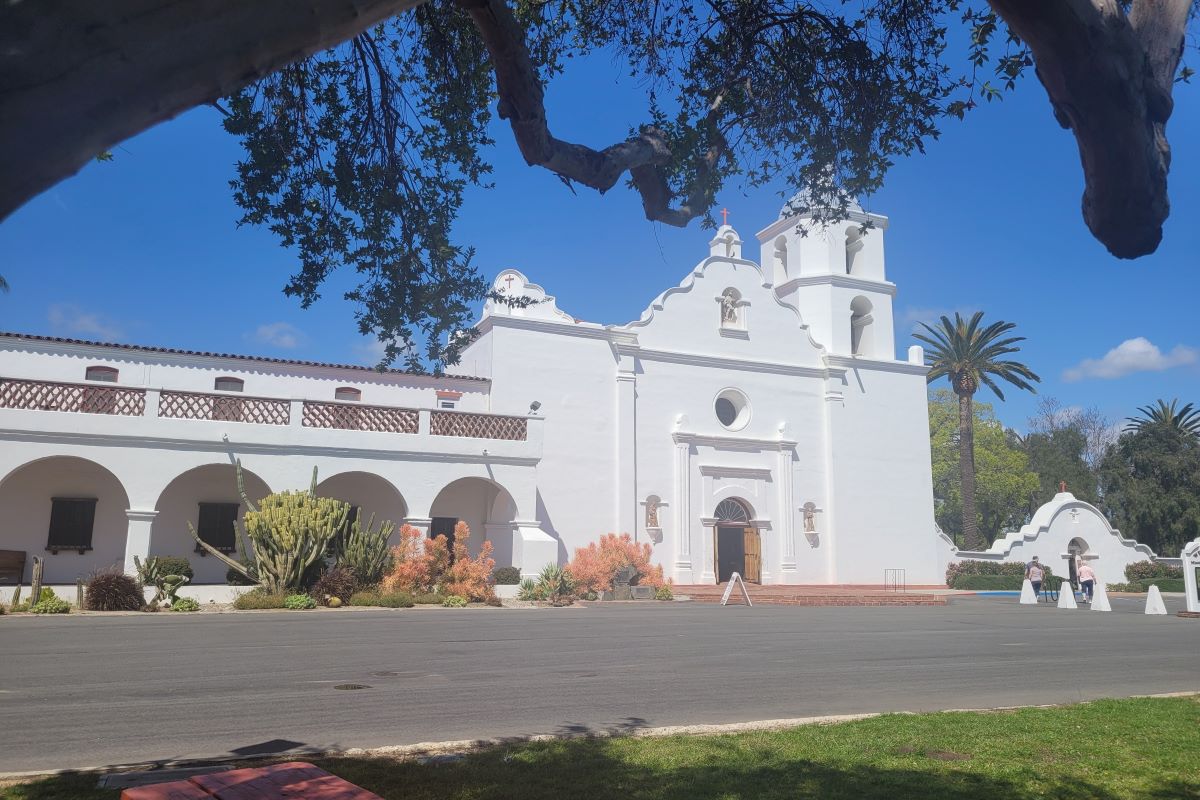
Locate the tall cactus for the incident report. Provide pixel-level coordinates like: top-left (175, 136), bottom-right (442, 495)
top-left (134, 555), bottom-right (190, 606)
top-left (190, 461), bottom-right (349, 593)
top-left (335, 512), bottom-right (396, 586)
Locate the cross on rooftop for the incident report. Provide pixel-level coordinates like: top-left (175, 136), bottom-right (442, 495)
top-left (503, 274), bottom-right (515, 289)
top-left (721, 208), bottom-right (730, 225)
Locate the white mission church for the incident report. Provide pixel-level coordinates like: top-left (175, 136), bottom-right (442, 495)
top-left (0, 199), bottom-right (944, 591)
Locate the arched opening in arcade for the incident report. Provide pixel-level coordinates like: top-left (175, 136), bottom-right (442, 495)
top-left (428, 477), bottom-right (518, 567)
top-left (314, 471), bottom-right (409, 550)
top-left (0, 456), bottom-right (130, 584)
top-left (151, 464), bottom-right (271, 584)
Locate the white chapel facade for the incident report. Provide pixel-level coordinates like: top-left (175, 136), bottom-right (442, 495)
top-left (0, 200), bottom-right (941, 588)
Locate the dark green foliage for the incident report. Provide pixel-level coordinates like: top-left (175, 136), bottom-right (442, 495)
top-left (224, 3), bottom-right (1029, 372)
top-left (233, 590), bottom-right (288, 610)
top-left (1126, 399), bottom-right (1200, 438)
top-left (312, 566), bottom-right (358, 606)
top-left (170, 597), bottom-right (201, 612)
top-left (1021, 427), bottom-right (1099, 509)
top-left (492, 566), bottom-right (521, 585)
top-left (945, 560), bottom-right (1051, 587)
top-left (656, 586), bottom-right (674, 601)
top-left (335, 513), bottom-right (395, 588)
top-left (1110, 579), bottom-right (1186, 593)
top-left (1125, 561), bottom-right (1184, 582)
top-left (151, 556), bottom-right (194, 581)
top-left (950, 575), bottom-right (1023, 590)
top-left (1100, 423), bottom-right (1200, 557)
top-left (348, 590), bottom-right (414, 608)
top-left (412, 592), bottom-right (444, 605)
top-left (283, 593), bottom-right (317, 609)
top-left (84, 569), bottom-right (144, 611)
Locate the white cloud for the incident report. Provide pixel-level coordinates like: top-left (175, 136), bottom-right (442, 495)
top-left (1063, 337), bottom-right (1199, 382)
top-left (46, 304), bottom-right (125, 340)
top-left (251, 322), bottom-right (304, 349)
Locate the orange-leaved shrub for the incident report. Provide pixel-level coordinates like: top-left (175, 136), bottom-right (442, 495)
top-left (567, 532), bottom-right (668, 593)
top-left (442, 522), bottom-right (496, 601)
top-left (383, 524), bottom-right (450, 594)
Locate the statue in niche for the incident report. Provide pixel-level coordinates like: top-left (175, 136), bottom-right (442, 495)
top-left (802, 502), bottom-right (819, 533)
top-left (720, 290), bottom-right (739, 325)
top-left (646, 498), bottom-right (660, 528)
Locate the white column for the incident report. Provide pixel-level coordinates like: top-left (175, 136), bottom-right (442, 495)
top-left (778, 445), bottom-right (797, 575)
top-left (615, 358), bottom-right (637, 537)
top-left (673, 437), bottom-right (693, 583)
top-left (144, 388), bottom-right (161, 419)
top-left (288, 399), bottom-right (304, 428)
top-left (123, 509), bottom-right (158, 575)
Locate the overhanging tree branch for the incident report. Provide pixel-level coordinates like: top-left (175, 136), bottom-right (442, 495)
top-left (454, 0), bottom-right (724, 226)
top-left (0, 0), bottom-right (426, 221)
top-left (987, 0), bottom-right (1191, 259)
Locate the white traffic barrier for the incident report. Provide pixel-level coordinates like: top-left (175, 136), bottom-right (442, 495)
top-left (1145, 584), bottom-right (1168, 615)
top-left (1057, 583), bottom-right (1078, 609)
top-left (1090, 581), bottom-right (1111, 612)
top-left (1019, 578), bottom-right (1038, 605)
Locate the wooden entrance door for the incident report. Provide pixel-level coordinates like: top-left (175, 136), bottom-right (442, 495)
top-left (715, 526), bottom-right (745, 583)
top-left (743, 527), bottom-right (761, 583)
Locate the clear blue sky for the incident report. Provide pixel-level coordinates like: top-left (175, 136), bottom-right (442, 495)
top-left (1, 45), bottom-right (1197, 432)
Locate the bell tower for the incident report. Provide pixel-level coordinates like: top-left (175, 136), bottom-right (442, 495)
top-left (755, 195), bottom-right (897, 360)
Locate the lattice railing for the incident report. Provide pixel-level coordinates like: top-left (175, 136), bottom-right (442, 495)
top-left (0, 378), bottom-right (146, 416)
top-left (158, 390), bottom-right (290, 425)
top-left (302, 401), bottom-right (419, 434)
top-left (430, 410), bottom-right (527, 441)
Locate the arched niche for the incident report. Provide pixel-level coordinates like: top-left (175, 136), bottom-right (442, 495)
top-left (850, 295), bottom-right (874, 356)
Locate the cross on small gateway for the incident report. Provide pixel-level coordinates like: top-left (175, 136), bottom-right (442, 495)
top-left (503, 274), bottom-right (516, 290)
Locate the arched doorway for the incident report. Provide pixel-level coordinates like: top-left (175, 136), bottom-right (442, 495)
top-left (713, 498), bottom-right (759, 584)
top-left (0, 456), bottom-right (131, 583)
top-left (428, 477), bottom-right (518, 566)
top-left (1066, 536), bottom-right (1092, 589)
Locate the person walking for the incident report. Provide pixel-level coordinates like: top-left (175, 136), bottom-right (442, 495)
top-left (1026, 556), bottom-right (1045, 601)
top-left (1078, 561), bottom-right (1096, 603)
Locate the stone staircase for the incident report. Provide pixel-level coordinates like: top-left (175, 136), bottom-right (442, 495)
top-left (675, 584), bottom-right (947, 606)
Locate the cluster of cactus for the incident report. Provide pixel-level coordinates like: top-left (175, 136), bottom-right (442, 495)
top-left (190, 461), bottom-right (349, 594)
top-left (134, 555), bottom-right (191, 606)
top-left (335, 512), bottom-right (395, 587)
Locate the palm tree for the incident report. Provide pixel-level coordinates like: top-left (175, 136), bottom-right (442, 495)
top-left (915, 312), bottom-right (1040, 550)
top-left (1125, 399), bottom-right (1200, 438)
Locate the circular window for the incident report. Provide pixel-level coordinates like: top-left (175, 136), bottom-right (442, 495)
top-left (714, 389), bottom-right (750, 431)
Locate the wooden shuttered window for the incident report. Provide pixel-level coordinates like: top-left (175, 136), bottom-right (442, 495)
top-left (196, 502), bottom-right (240, 554)
top-left (47, 498), bottom-right (97, 553)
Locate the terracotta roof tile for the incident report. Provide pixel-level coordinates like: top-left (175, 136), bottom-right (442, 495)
top-left (0, 332), bottom-right (488, 383)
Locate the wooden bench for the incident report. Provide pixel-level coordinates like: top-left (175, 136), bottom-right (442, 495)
top-left (120, 762), bottom-right (383, 800)
top-left (0, 549), bottom-right (26, 585)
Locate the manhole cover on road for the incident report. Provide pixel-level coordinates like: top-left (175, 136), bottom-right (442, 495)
top-left (334, 683), bottom-right (372, 691)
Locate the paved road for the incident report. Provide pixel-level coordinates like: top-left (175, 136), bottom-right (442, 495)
top-left (1, 596), bottom-right (1197, 773)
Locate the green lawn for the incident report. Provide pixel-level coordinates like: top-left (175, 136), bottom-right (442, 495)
top-left (4, 697), bottom-right (1197, 800)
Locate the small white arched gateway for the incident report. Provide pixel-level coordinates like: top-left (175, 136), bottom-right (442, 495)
top-left (940, 491), bottom-right (1181, 586)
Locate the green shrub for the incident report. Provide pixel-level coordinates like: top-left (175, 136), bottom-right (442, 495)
top-left (84, 569), bottom-right (144, 611)
top-left (379, 592), bottom-right (415, 608)
top-left (1107, 582), bottom-right (1142, 593)
top-left (233, 590), bottom-right (287, 610)
top-left (1125, 561), bottom-right (1184, 582)
top-left (283, 593), bottom-right (317, 610)
top-left (951, 575), bottom-right (1023, 590)
top-left (152, 556), bottom-right (194, 581)
top-left (656, 585), bottom-right (674, 601)
top-left (492, 566), bottom-right (522, 585)
top-left (1145, 578), bottom-right (1185, 593)
top-left (30, 597), bottom-right (71, 614)
top-left (171, 597), bottom-right (201, 612)
top-left (349, 591), bottom-right (381, 606)
top-left (442, 594), bottom-right (468, 608)
top-left (517, 577), bottom-right (540, 601)
top-left (413, 591), bottom-right (444, 605)
top-left (583, 590), bottom-right (599, 601)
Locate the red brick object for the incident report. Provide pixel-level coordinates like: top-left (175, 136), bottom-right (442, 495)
top-left (121, 780), bottom-right (211, 800)
top-left (122, 762), bottom-right (382, 800)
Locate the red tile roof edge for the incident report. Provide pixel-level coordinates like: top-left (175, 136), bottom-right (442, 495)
top-left (0, 332), bottom-right (488, 383)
